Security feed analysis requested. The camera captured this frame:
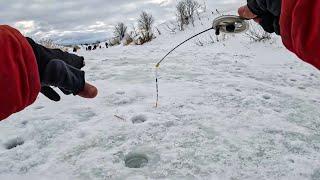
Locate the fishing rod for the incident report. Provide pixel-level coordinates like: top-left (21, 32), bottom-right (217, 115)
top-left (155, 15), bottom-right (249, 107)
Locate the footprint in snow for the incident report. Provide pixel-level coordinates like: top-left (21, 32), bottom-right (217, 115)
top-left (131, 115), bottom-right (147, 124)
top-left (116, 91), bottom-right (125, 95)
top-left (67, 108), bottom-right (97, 122)
top-left (78, 110), bottom-right (96, 122)
top-left (34, 106), bottom-right (44, 110)
top-left (21, 120), bottom-right (28, 126)
top-left (263, 95), bottom-right (271, 100)
top-left (4, 137), bottom-right (24, 150)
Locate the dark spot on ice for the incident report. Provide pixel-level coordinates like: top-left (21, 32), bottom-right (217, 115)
top-left (34, 106), bottom-right (44, 110)
top-left (4, 137), bottom-right (24, 150)
top-left (178, 105), bottom-right (184, 108)
top-left (298, 87), bottom-right (306, 90)
top-left (290, 79), bottom-right (297, 82)
top-left (274, 109), bottom-right (282, 113)
top-left (125, 153), bottom-right (149, 168)
top-left (116, 91), bottom-right (125, 95)
top-left (131, 115), bottom-right (147, 124)
top-left (164, 121), bottom-right (174, 127)
top-left (78, 110), bottom-right (96, 122)
top-left (263, 95), bottom-right (271, 100)
top-left (235, 88), bottom-right (242, 92)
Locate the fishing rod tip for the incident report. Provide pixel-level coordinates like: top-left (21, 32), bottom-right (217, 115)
top-left (155, 63), bottom-right (160, 68)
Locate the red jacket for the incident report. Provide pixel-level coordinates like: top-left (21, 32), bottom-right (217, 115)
top-left (0, 25), bottom-right (41, 120)
top-left (280, 0), bottom-right (320, 70)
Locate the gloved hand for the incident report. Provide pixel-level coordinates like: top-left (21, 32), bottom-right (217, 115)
top-left (40, 55), bottom-right (85, 101)
top-left (26, 37), bottom-right (97, 102)
top-left (238, 0), bottom-right (281, 35)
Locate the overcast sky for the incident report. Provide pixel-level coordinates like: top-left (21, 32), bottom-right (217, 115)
top-left (0, 0), bottom-right (244, 44)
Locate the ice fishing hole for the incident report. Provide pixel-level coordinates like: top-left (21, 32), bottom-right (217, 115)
top-left (125, 153), bottom-right (149, 168)
top-left (131, 115), bottom-right (147, 124)
top-left (4, 137), bottom-right (24, 150)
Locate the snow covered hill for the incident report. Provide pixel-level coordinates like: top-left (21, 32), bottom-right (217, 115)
top-left (1, 12), bottom-right (320, 180)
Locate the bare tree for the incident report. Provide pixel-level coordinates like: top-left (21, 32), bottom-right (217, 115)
top-left (176, 0), bottom-right (200, 30)
top-left (137, 11), bottom-right (155, 44)
top-left (38, 39), bottom-right (58, 49)
top-left (184, 0), bottom-right (200, 26)
top-left (113, 22), bottom-right (127, 41)
top-left (131, 23), bottom-right (138, 37)
top-left (164, 21), bottom-right (178, 33)
top-left (138, 11), bottom-right (154, 32)
top-left (38, 39), bottom-right (68, 51)
top-left (201, 0), bottom-right (207, 12)
top-left (155, 27), bottom-right (161, 35)
top-left (176, 1), bottom-right (188, 31)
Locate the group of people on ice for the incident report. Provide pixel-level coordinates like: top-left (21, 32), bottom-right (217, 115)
top-left (0, 0), bottom-right (319, 120)
top-left (84, 42), bottom-right (109, 51)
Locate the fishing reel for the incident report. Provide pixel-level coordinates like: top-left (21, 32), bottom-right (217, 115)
top-left (213, 15), bottom-right (249, 35)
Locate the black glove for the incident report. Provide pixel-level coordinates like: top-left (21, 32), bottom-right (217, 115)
top-left (40, 59), bottom-right (85, 101)
top-left (40, 86), bottom-right (61, 102)
top-left (26, 37), bottom-right (86, 102)
top-left (259, 13), bottom-right (280, 35)
top-left (247, 0), bottom-right (281, 35)
top-left (40, 86), bottom-right (75, 101)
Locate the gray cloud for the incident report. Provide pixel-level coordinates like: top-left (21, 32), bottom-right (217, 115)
top-left (0, 0), bottom-right (244, 44)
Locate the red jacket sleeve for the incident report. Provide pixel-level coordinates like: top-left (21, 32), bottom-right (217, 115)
top-left (0, 25), bottom-right (41, 120)
top-left (280, 0), bottom-right (320, 70)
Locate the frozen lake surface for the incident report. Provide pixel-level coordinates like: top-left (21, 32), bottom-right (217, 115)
top-left (1, 13), bottom-right (320, 180)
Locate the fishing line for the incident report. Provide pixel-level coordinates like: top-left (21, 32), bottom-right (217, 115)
top-left (154, 15), bottom-right (249, 107)
top-left (155, 27), bottom-right (214, 68)
top-left (154, 27), bottom-right (214, 107)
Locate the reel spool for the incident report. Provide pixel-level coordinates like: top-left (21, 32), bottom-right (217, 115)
top-left (213, 15), bottom-right (249, 35)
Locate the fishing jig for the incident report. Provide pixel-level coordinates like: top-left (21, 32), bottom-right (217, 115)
top-left (155, 15), bottom-right (249, 107)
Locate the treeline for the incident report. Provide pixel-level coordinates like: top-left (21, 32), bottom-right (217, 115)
top-left (109, 11), bottom-right (155, 46)
top-left (109, 0), bottom-right (203, 47)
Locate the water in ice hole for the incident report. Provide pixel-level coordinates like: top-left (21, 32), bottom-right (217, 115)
top-left (125, 153), bottom-right (149, 168)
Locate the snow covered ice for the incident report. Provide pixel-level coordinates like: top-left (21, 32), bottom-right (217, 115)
top-left (1, 14), bottom-right (320, 180)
